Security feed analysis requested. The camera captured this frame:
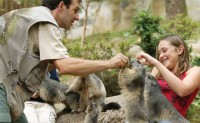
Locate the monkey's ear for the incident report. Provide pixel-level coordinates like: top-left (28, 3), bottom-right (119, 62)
top-left (177, 45), bottom-right (184, 55)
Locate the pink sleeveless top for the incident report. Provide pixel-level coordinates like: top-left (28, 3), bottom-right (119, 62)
top-left (157, 72), bottom-right (199, 117)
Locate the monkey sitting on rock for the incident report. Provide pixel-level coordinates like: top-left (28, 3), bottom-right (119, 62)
top-left (118, 59), bottom-right (190, 123)
top-left (65, 73), bottom-right (121, 113)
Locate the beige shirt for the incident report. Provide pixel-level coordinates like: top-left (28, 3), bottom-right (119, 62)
top-left (28, 22), bottom-right (69, 61)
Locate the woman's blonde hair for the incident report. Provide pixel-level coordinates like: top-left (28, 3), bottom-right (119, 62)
top-left (155, 34), bottom-right (190, 78)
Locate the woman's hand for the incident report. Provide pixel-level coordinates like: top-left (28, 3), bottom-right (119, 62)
top-left (108, 53), bottom-right (129, 68)
top-left (136, 52), bottom-right (158, 66)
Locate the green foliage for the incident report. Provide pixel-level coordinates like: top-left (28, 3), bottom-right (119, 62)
top-left (133, 10), bottom-right (161, 57)
top-left (0, 0), bottom-right (3, 5)
top-left (191, 57), bottom-right (200, 66)
top-left (187, 93), bottom-right (200, 123)
top-left (187, 56), bottom-right (200, 122)
top-left (161, 14), bottom-right (198, 40)
top-left (118, 41), bottom-right (130, 55)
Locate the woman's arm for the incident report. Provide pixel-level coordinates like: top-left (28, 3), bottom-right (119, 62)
top-left (137, 52), bottom-right (200, 97)
top-left (151, 67), bottom-right (159, 78)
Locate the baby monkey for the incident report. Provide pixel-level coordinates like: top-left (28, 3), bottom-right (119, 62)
top-left (84, 101), bottom-right (99, 123)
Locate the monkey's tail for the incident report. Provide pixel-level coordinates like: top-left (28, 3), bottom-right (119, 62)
top-left (102, 102), bottom-right (121, 112)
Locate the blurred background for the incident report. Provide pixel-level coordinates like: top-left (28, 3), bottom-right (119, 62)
top-left (1, 0), bottom-right (200, 122)
top-left (1, 0), bottom-right (200, 39)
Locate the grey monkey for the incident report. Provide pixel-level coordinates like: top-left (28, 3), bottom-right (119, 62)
top-left (84, 101), bottom-right (99, 123)
top-left (65, 73), bottom-right (121, 113)
top-left (144, 74), bottom-right (190, 123)
top-left (118, 60), bottom-right (149, 123)
top-left (38, 77), bottom-right (80, 113)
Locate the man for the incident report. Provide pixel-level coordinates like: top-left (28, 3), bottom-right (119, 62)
top-left (0, 0), bottom-right (128, 122)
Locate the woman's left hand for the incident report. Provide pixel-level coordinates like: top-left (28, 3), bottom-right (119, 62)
top-left (136, 52), bottom-right (158, 66)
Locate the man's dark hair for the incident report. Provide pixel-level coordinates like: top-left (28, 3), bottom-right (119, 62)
top-left (42, 0), bottom-right (81, 10)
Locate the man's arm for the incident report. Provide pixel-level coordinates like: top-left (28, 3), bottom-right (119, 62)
top-left (53, 53), bottom-right (128, 76)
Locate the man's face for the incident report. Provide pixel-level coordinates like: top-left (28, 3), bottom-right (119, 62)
top-left (58, 0), bottom-right (80, 30)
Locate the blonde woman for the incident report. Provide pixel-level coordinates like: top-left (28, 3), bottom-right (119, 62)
top-left (137, 34), bottom-right (200, 117)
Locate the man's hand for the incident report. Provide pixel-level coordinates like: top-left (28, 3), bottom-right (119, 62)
top-left (108, 53), bottom-right (129, 68)
top-left (53, 53), bottom-right (129, 75)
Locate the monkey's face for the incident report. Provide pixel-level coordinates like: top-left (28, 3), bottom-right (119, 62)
top-left (118, 59), bottom-right (146, 91)
top-left (145, 74), bottom-right (160, 94)
top-left (85, 101), bottom-right (99, 115)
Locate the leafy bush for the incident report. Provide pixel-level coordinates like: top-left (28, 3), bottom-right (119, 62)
top-left (191, 57), bottom-right (200, 66)
top-left (132, 11), bottom-right (198, 58)
top-left (187, 93), bottom-right (200, 123)
top-left (161, 14), bottom-right (198, 40)
top-left (133, 10), bottom-right (161, 57)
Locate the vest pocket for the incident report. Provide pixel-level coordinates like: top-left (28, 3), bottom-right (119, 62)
top-left (24, 66), bottom-right (47, 92)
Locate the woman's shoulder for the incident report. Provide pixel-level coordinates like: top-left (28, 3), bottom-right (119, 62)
top-left (189, 66), bottom-right (200, 70)
top-left (186, 66), bottom-right (200, 74)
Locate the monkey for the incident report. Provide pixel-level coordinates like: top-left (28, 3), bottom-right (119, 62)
top-left (84, 101), bottom-right (99, 123)
top-left (144, 74), bottom-right (190, 123)
top-left (118, 59), bottom-right (189, 123)
top-left (118, 60), bottom-right (149, 123)
top-left (37, 77), bottom-right (80, 114)
top-left (65, 73), bottom-right (121, 113)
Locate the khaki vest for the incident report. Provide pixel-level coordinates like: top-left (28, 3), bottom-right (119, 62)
top-left (0, 6), bottom-right (59, 121)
